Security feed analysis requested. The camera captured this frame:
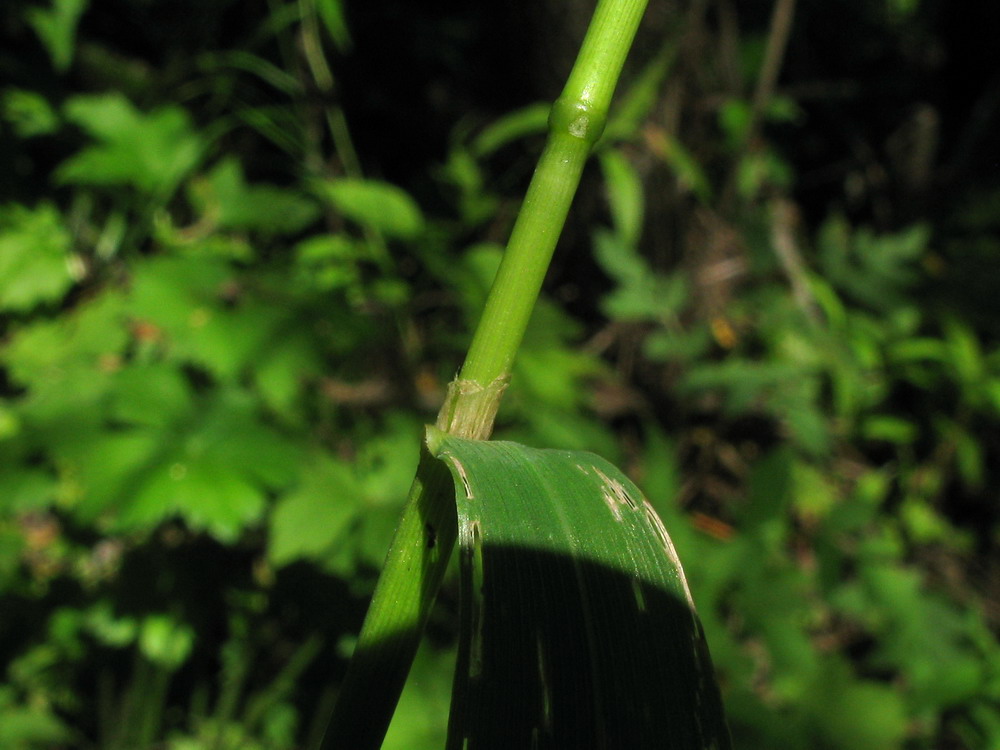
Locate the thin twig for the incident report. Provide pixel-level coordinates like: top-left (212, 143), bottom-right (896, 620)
top-left (746, 0), bottom-right (798, 148)
top-left (719, 0), bottom-right (798, 210)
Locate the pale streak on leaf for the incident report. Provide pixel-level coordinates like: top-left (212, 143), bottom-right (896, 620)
top-left (433, 434), bottom-right (731, 748)
top-left (643, 498), bottom-right (695, 610)
top-left (444, 453), bottom-right (474, 500)
top-left (576, 462), bottom-right (621, 520)
top-left (592, 465), bottom-right (637, 522)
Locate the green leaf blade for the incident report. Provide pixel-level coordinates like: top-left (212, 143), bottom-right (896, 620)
top-left (58, 94), bottom-right (205, 197)
top-left (0, 203), bottom-right (76, 312)
top-left (430, 434), bottom-right (730, 750)
top-left (318, 178), bottom-right (425, 239)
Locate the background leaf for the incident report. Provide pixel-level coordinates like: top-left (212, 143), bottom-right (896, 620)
top-left (0, 204), bottom-right (76, 312)
top-left (26, 0), bottom-right (88, 72)
top-left (318, 178), bottom-right (425, 239)
top-left (57, 94), bottom-right (204, 197)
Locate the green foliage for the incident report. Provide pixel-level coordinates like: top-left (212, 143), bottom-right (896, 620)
top-left (430, 431), bottom-right (729, 749)
top-left (190, 159), bottom-right (320, 236)
top-left (0, 204), bottom-right (76, 311)
top-left (0, 685), bottom-right (72, 748)
top-left (318, 178), bottom-right (425, 240)
top-left (0, 0), bottom-right (997, 748)
top-left (58, 94), bottom-right (206, 198)
top-left (2, 89), bottom-right (59, 138)
top-left (27, 0), bottom-right (88, 72)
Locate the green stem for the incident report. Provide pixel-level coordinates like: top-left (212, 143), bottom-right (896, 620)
top-left (321, 450), bottom-right (456, 749)
top-left (437, 0), bottom-right (648, 438)
top-left (322, 2), bottom-right (648, 747)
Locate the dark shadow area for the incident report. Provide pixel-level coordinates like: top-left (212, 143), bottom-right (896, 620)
top-left (447, 544), bottom-right (731, 750)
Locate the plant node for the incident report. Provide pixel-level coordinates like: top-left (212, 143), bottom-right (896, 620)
top-left (435, 375), bottom-right (511, 440)
top-left (548, 97), bottom-right (606, 146)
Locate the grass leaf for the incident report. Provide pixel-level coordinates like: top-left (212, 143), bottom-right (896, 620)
top-left (429, 431), bottom-right (730, 749)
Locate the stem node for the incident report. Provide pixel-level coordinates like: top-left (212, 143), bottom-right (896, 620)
top-left (435, 375), bottom-right (511, 441)
top-left (549, 97), bottom-right (607, 145)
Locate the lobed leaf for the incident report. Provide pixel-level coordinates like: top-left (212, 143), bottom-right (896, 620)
top-left (58, 93), bottom-right (205, 197)
top-left (0, 204), bottom-right (76, 312)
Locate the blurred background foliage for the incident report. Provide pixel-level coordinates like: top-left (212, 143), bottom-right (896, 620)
top-left (1, 0), bottom-right (999, 747)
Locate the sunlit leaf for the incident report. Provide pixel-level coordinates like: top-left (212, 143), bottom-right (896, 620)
top-left (382, 645), bottom-right (455, 750)
top-left (66, 387), bottom-right (300, 541)
top-left (26, 0), bottom-right (88, 72)
top-left (0, 687), bottom-right (72, 746)
top-left (0, 466), bottom-right (56, 514)
top-left (190, 158), bottom-right (320, 235)
top-left (861, 414), bottom-right (918, 444)
top-left (109, 364), bottom-right (192, 428)
top-left (355, 416), bottom-right (422, 507)
top-left (139, 614), bottom-right (195, 669)
top-left (0, 204), bottom-right (76, 312)
top-left (2, 292), bottom-right (126, 454)
top-left (2, 89), bottom-right (60, 137)
top-left (128, 254), bottom-right (230, 332)
top-left (471, 102), bottom-right (549, 156)
top-left (269, 455), bottom-right (363, 567)
top-left (253, 328), bottom-right (324, 416)
top-left (57, 93), bottom-right (205, 197)
top-left (318, 178), bottom-right (425, 239)
top-left (2, 289), bottom-right (126, 386)
top-left (315, 0), bottom-right (352, 51)
top-left (599, 149), bottom-right (644, 247)
top-left (802, 660), bottom-right (909, 750)
top-left (293, 234), bottom-right (365, 291)
top-left (128, 255), bottom-right (294, 380)
top-left (944, 318), bottom-right (984, 389)
top-left (428, 431), bottom-right (730, 749)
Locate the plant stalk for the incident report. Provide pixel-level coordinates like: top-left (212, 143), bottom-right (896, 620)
top-left (438, 0), bottom-right (650, 438)
top-left (322, 2), bottom-right (649, 746)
